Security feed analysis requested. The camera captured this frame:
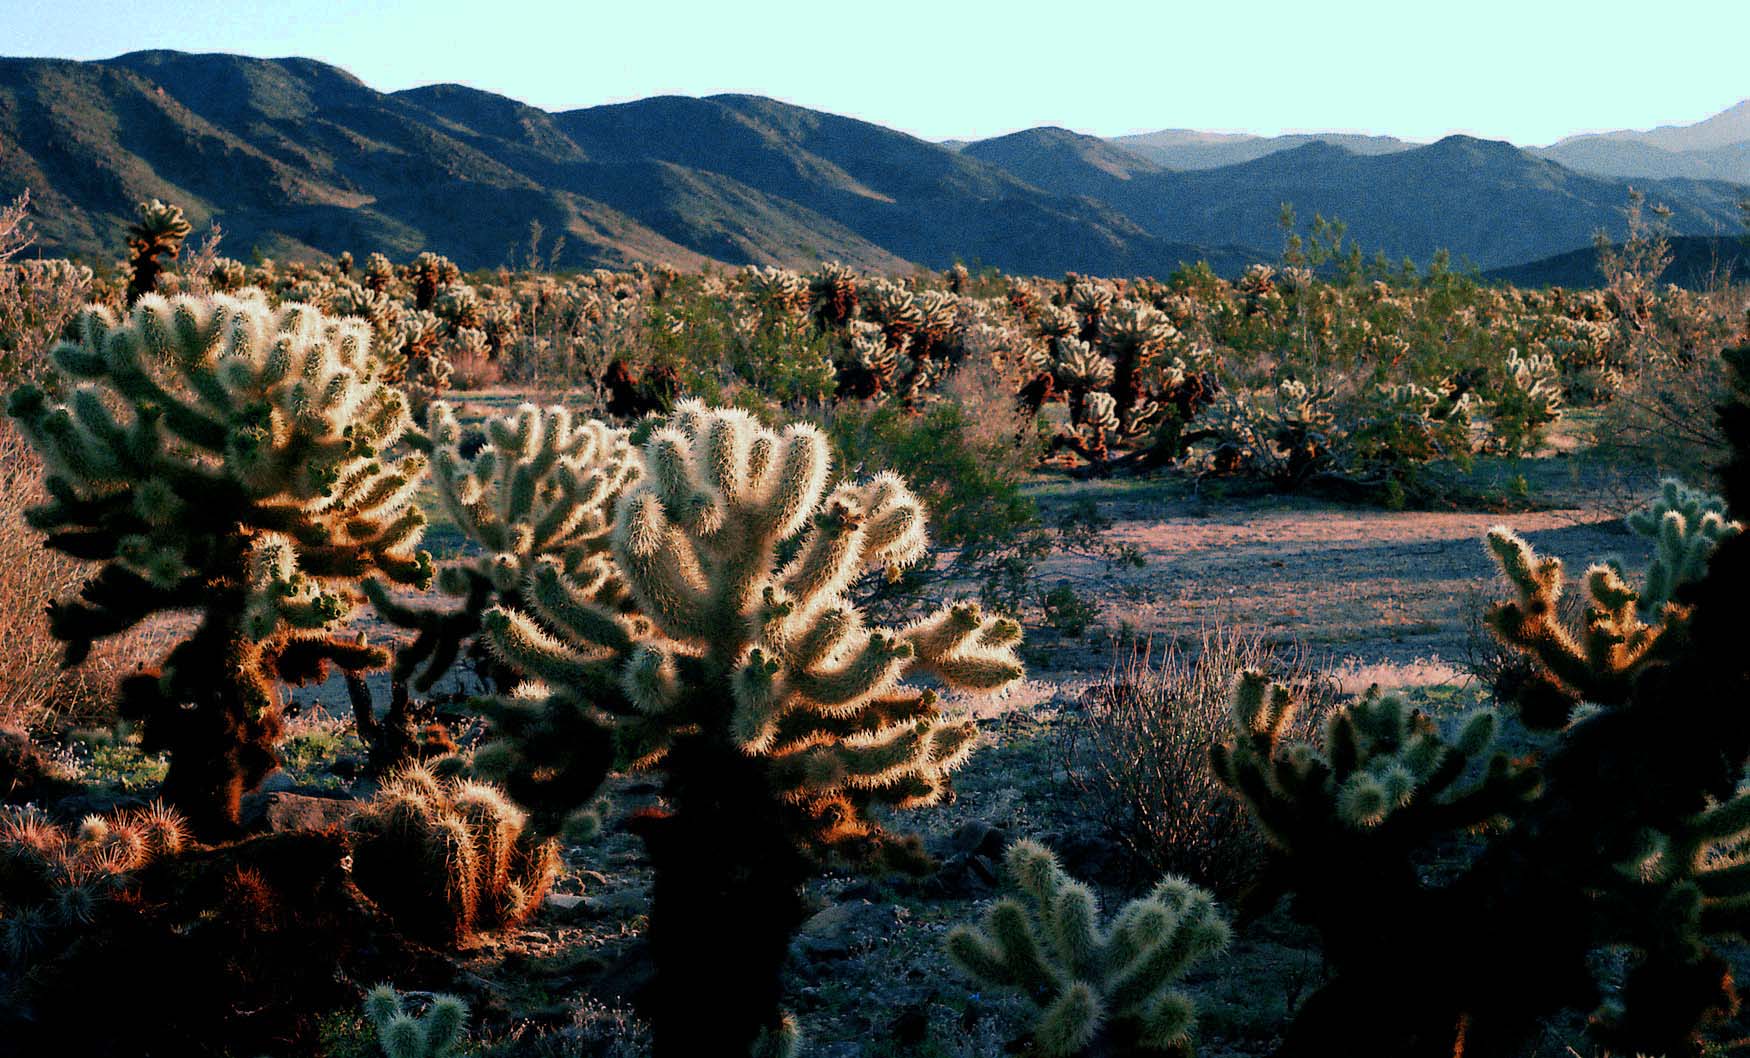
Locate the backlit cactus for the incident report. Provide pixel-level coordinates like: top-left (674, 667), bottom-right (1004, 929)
top-left (349, 763), bottom-right (558, 947)
top-left (1211, 673), bottom-right (1535, 844)
top-left (6, 291), bottom-right (431, 833)
top-left (124, 198), bottom-right (193, 303)
top-left (1483, 526), bottom-right (1679, 718)
top-left (480, 399), bottom-right (1023, 1055)
top-left (1624, 478), bottom-right (1742, 614)
top-left (365, 400), bottom-right (642, 696)
top-left (947, 840), bottom-right (1230, 1057)
top-left (364, 984), bottom-right (469, 1058)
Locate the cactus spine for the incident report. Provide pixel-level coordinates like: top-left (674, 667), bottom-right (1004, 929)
top-left (479, 399), bottom-right (1023, 1056)
top-left (947, 840), bottom-right (1230, 1056)
top-left (7, 292), bottom-right (431, 834)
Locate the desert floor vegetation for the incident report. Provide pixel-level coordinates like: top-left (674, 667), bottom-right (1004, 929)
top-left (2, 194), bottom-right (1750, 1057)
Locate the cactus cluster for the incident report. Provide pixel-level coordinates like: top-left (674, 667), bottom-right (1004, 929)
top-left (364, 984), bottom-right (470, 1058)
top-left (947, 840), bottom-right (1230, 1057)
top-left (1625, 478), bottom-right (1742, 614)
top-left (1211, 674), bottom-right (1535, 843)
top-left (349, 763), bottom-right (557, 947)
top-left (0, 802), bottom-right (186, 968)
top-left (6, 291), bottom-right (431, 832)
top-left (1207, 346), bottom-right (1750, 1058)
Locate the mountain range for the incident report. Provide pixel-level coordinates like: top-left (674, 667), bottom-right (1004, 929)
top-left (1, 51), bottom-right (1746, 280)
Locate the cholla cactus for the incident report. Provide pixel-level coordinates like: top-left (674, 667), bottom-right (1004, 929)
top-left (7, 292), bottom-right (431, 833)
top-left (947, 840), bottom-right (1230, 1057)
top-left (124, 199), bottom-right (193, 303)
top-left (835, 320), bottom-right (899, 400)
top-left (742, 266), bottom-right (811, 326)
top-left (863, 279), bottom-right (924, 347)
top-left (365, 401), bottom-right (641, 699)
top-left (431, 284), bottom-right (483, 331)
top-left (805, 262), bottom-right (861, 328)
top-left (349, 763), bottom-right (559, 947)
top-left (0, 802), bottom-right (187, 967)
top-left (1211, 672), bottom-right (1534, 849)
top-left (1483, 527), bottom-right (1679, 719)
top-left (408, 253), bottom-right (460, 311)
top-left (363, 984), bottom-right (469, 1058)
top-left (479, 400), bottom-right (1023, 1053)
top-left (1625, 479), bottom-right (1742, 614)
top-left (363, 252), bottom-right (396, 293)
top-left (1099, 302), bottom-right (1176, 433)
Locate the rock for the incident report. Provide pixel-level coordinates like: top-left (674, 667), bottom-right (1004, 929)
top-left (239, 790), bottom-right (355, 834)
top-left (948, 821), bottom-right (1008, 859)
top-left (543, 892), bottom-right (590, 923)
top-left (792, 900), bottom-right (898, 962)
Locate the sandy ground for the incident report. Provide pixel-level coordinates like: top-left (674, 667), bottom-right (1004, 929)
top-left (1037, 492), bottom-right (1642, 668)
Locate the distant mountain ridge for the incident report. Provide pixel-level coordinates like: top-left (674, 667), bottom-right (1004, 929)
top-left (0, 51), bottom-right (1251, 276)
top-left (954, 131), bottom-right (1747, 269)
top-left (1531, 100), bottom-right (1750, 182)
top-left (1, 51), bottom-right (1746, 278)
top-left (1108, 128), bottom-right (1416, 170)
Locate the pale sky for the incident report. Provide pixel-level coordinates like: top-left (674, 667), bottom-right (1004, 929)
top-left (1, 0), bottom-right (1746, 146)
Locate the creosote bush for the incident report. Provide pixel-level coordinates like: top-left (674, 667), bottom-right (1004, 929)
top-left (7, 291), bottom-right (431, 834)
top-left (1060, 630), bottom-right (1336, 896)
top-left (947, 839), bottom-right (1231, 1057)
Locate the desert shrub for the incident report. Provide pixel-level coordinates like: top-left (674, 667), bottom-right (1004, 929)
top-left (0, 256), bottom-right (92, 390)
top-left (946, 839), bottom-right (1231, 1057)
top-left (349, 763), bottom-right (559, 948)
top-left (0, 420), bottom-right (149, 732)
top-left (473, 400), bottom-right (1024, 1055)
top-left (1599, 340), bottom-right (1738, 485)
top-left (1060, 629), bottom-right (1334, 896)
top-left (7, 291), bottom-right (432, 834)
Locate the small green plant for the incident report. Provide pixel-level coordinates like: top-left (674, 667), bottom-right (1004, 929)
top-left (364, 984), bottom-right (470, 1058)
top-left (1040, 582), bottom-right (1101, 638)
top-left (946, 839), bottom-right (1230, 1056)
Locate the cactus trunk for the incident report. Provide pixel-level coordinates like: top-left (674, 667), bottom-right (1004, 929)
top-left (114, 548), bottom-right (281, 837)
top-left (635, 727), bottom-right (810, 1058)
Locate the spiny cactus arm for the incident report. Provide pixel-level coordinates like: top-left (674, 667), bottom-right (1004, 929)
top-left (361, 571), bottom-right (495, 690)
top-left (1627, 479), bottom-right (1743, 614)
top-left (951, 897), bottom-right (1066, 993)
top-left (898, 602), bottom-right (1025, 690)
top-left (1484, 528), bottom-right (1663, 704)
top-left (479, 606), bottom-right (623, 691)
